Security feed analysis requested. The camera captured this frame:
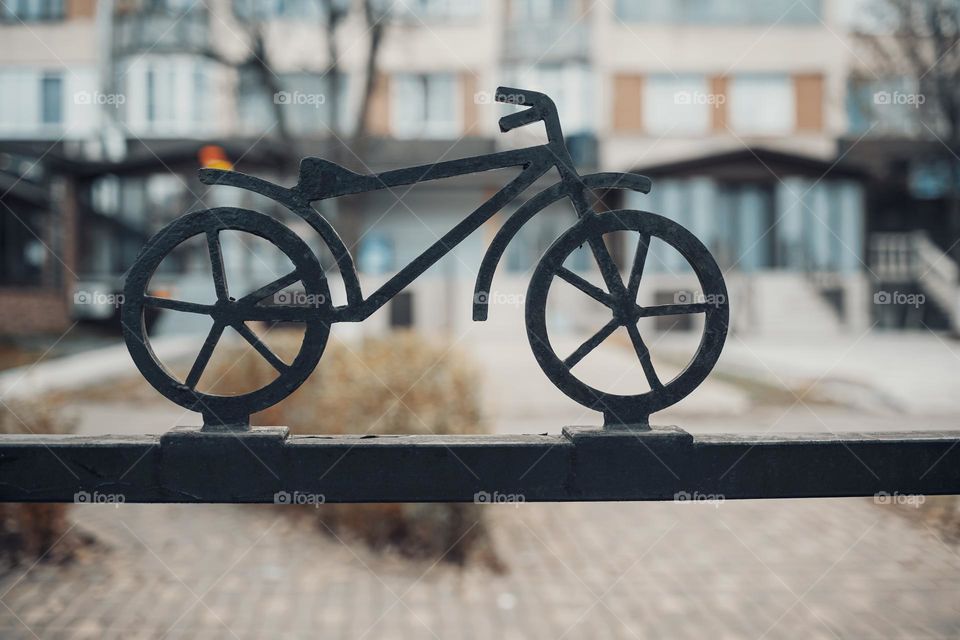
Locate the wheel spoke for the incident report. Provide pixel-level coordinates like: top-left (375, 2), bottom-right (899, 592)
top-left (143, 296), bottom-right (214, 314)
top-left (184, 322), bottom-right (225, 389)
top-left (586, 235), bottom-right (627, 296)
top-left (554, 267), bottom-right (616, 308)
top-left (626, 324), bottom-right (663, 390)
top-left (233, 322), bottom-right (288, 373)
top-left (207, 230), bottom-right (228, 301)
top-left (563, 319), bottom-right (619, 369)
top-left (636, 302), bottom-right (712, 318)
top-left (237, 270), bottom-right (302, 307)
top-left (626, 233), bottom-right (650, 299)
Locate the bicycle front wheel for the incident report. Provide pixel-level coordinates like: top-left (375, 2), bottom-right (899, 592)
top-left (525, 210), bottom-right (728, 425)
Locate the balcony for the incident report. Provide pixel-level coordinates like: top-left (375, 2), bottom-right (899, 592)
top-left (112, 6), bottom-right (211, 56)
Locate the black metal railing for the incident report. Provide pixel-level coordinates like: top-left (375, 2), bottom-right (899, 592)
top-left (1, 426), bottom-right (958, 503)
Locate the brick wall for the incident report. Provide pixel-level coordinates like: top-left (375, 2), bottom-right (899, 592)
top-left (0, 290), bottom-right (71, 334)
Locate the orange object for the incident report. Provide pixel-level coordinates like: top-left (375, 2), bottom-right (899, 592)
top-left (199, 145), bottom-right (232, 170)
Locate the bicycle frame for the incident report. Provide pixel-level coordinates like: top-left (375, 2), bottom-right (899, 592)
top-left (202, 139), bottom-right (599, 323)
top-left (199, 85), bottom-right (654, 325)
top-left (340, 141), bottom-right (585, 322)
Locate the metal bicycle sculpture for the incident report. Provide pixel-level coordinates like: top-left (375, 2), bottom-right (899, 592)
top-left (122, 87), bottom-right (729, 429)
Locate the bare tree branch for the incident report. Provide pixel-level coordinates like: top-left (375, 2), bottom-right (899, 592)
top-left (352, 0), bottom-right (387, 148)
top-left (854, 0), bottom-right (960, 258)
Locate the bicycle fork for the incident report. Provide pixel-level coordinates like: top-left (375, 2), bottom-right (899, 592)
top-left (560, 160), bottom-right (628, 298)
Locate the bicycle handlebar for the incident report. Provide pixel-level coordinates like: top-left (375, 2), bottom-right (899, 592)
top-left (498, 106), bottom-right (541, 133)
top-left (495, 86), bottom-right (559, 136)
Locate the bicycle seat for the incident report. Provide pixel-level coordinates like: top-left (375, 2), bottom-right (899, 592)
top-left (296, 157), bottom-right (365, 200)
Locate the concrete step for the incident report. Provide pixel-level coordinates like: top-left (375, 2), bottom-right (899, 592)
top-left (730, 274), bottom-right (842, 337)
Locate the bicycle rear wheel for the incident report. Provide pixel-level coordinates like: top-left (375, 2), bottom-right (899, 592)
top-left (122, 207), bottom-right (331, 426)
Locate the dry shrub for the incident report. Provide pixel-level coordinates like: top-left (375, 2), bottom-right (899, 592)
top-left (922, 497), bottom-right (960, 542)
top-left (211, 329), bottom-right (504, 571)
top-left (0, 402), bottom-right (88, 566)
top-left (893, 495), bottom-right (960, 543)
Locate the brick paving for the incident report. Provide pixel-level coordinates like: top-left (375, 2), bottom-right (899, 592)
top-left (0, 470), bottom-right (958, 638)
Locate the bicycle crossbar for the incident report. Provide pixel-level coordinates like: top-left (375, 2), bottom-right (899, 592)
top-left (0, 426), bottom-right (958, 503)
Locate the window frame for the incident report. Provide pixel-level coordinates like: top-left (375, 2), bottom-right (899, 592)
top-left (390, 72), bottom-right (462, 140)
top-left (727, 73), bottom-right (796, 136)
top-left (643, 74), bottom-right (713, 136)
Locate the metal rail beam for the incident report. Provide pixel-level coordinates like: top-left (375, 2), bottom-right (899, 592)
top-left (0, 426), bottom-right (958, 503)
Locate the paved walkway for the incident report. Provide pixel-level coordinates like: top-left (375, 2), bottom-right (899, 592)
top-left (463, 320), bottom-right (960, 434)
top-left (1, 475), bottom-right (958, 639)
top-left (0, 336), bottom-right (198, 402)
top-left (710, 332), bottom-right (960, 418)
top-left (1, 327), bottom-right (959, 638)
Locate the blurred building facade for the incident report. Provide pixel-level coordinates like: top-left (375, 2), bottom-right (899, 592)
top-left (0, 0), bottom-right (957, 336)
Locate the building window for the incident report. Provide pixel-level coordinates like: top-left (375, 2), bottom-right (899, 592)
top-left (644, 75), bottom-right (711, 135)
top-left (503, 64), bottom-right (593, 135)
top-left (506, 204), bottom-right (587, 273)
top-left (0, 0), bottom-right (65, 22)
top-left (846, 76), bottom-right (925, 136)
top-left (121, 56), bottom-right (214, 135)
top-left (728, 75), bottom-right (794, 135)
top-left (357, 232), bottom-right (395, 275)
top-left (192, 65), bottom-right (207, 125)
top-left (283, 73), bottom-right (348, 135)
top-left (144, 68), bottom-right (157, 123)
top-left (389, 292), bottom-right (415, 328)
top-left (113, 4), bottom-right (209, 55)
top-left (237, 68), bottom-right (273, 133)
top-left (0, 70), bottom-right (70, 136)
top-left (233, 0), bottom-right (273, 20)
top-left (908, 159), bottom-right (959, 200)
top-left (238, 71), bottom-right (351, 135)
top-left (40, 73), bottom-right (63, 126)
top-left (615, 0), bottom-right (820, 24)
top-left (0, 72), bottom-right (32, 133)
top-left (233, 0), bottom-right (329, 21)
top-left (394, 0), bottom-right (479, 21)
top-left (392, 73), bottom-right (459, 139)
top-left (508, 0), bottom-right (572, 22)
